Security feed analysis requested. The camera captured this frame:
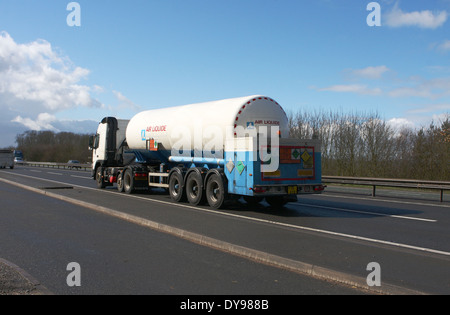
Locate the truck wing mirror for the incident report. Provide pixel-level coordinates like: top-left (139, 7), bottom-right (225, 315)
top-left (89, 134), bottom-right (99, 150)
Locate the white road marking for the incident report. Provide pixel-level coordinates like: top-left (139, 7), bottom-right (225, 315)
top-left (317, 192), bottom-right (450, 208)
top-left (0, 175), bottom-right (428, 295)
top-left (291, 203), bottom-right (437, 223)
top-left (71, 175), bottom-right (91, 179)
top-left (2, 171), bottom-right (449, 257)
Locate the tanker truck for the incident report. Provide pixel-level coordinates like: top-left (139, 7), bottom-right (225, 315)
top-left (89, 95), bottom-right (324, 209)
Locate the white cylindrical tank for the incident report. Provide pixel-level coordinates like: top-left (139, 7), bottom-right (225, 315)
top-left (125, 95), bottom-right (289, 156)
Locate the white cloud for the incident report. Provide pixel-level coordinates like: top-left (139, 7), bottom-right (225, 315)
top-left (387, 117), bottom-right (416, 130)
top-left (431, 113), bottom-right (450, 124)
top-left (350, 66), bottom-right (390, 80)
top-left (385, 5), bottom-right (448, 29)
top-left (0, 31), bottom-right (104, 143)
top-left (0, 32), bottom-right (100, 112)
top-left (388, 87), bottom-right (431, 98)
top-left (317, 66), bottom-right (388, 96)
top-left (318, 84), bottom-right (382, 96)
top-left (112, 90), bottom-right (141, 112)
top-left (425, 65), bottom-right (450, 74)
top-left (407, 103), bottom-right (450, 114)
top-left (388, 77), bottom-right (450, 99)
top-left (93, 85), bottom-right (105, 93)
top-left (437, 40), bottom-right (450, 52)
top-left (12, 113), bottom-right (57, 131)
top-left (317, 64), bottom-right (450, 102)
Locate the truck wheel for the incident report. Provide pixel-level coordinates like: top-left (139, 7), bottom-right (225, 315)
top-left (123, 169), bottom-right (134, 194)
top-left (117, 171), bottom-right (124, 192)
top-left (96, 167), bottom-right (106, 189)
top-left (205, 173), bottom-right (226, 209)
top-left (169, 171), bottom-right (185, 202)
top-left (186, 172), bottom-right (204, 205)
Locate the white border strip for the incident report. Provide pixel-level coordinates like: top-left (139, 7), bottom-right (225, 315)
top-left (0, 176), bottom-right (428, 295)
top-left (2, 171), bottom-right (450, 258)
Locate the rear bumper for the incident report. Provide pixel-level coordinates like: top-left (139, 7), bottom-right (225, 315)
top-left (251, 184), bottom-right (326, 196)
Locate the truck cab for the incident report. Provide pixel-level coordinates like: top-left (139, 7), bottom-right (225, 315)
top-left (89, 117), bottom-right (131, 184)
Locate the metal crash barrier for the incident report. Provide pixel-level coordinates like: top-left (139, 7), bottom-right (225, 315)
top-left (323, 176), bottom-right (450, 202)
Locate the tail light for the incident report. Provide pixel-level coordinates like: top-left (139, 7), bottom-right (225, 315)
top-left (252, 187), bottom-right (267, 193)
top-left (314, 185), bottom-right (325, 192)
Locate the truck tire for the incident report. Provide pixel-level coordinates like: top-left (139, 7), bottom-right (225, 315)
top-left (169, 171), bottom-right (186, 202)
top-left (186, 171), bottom-right (204, 205)
top-left (117, 171), bottom-right (124, 192)
top-left (205, 173), bottom-right (226, 209)
top-left (96, 167), bottom-right (106, 189)
top-left (123, 168), bottom-right (134, 194)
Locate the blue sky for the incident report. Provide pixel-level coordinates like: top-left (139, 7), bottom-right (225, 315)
top-left (0, 0), bottom-right (449, 147)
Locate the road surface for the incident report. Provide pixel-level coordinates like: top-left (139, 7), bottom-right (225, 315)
top-left (0, 166), bottom-right (449, 297)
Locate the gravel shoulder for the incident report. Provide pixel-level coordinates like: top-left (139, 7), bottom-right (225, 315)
top-left (0, 258), bottom-right (51, 295)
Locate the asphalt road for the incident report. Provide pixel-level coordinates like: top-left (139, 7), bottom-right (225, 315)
top-left (0, 165), bottom-right (449, 296)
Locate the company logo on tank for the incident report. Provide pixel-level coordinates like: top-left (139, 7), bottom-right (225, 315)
top-left (254, 120), bottom-right (280, 125)
top-left (146, 125), bottom-right (167, 132)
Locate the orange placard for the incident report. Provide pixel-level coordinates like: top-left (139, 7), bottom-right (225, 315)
top-left (147, 139), bottom-right (158, 151)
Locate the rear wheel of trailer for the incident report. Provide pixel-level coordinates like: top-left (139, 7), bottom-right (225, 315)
top-left (186, 171), bottom-right (205, 206)
top-left (205, 173), bottom-right (226, 209)
top-left (169, 171), bottom-right (186, 202)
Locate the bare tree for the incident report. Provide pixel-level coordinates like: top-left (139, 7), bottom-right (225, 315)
top-left (288, 109), bottom-right (448, 180)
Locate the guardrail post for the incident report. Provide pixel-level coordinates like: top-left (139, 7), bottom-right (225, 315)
top-left (441, 189), bottom-right (444, 203)
top-left (372, 185), bottom-right (376, 197)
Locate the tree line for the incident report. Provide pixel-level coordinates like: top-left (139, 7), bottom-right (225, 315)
top-left (288, 110), bottom-right (449, 181)
top-left (14, 130), bottom-right (91, 164)
top-left (7, 111), bottom-right (450, 181)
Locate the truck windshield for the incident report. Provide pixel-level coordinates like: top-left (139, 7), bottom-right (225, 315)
top-left (14, 150), bottom-right (23, 159)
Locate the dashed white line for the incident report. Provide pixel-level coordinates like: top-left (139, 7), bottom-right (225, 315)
top-left (317, 192), bottom-right (450, 208)
top-left (291, 203), bottom-right (437, 223)
top-left (2, 170), bottom-right (449, 258)
top-left (71, 175), bottom-right (91, 179)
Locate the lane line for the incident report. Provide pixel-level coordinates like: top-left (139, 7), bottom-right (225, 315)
top-left (317, 192), bottom-right (450, 208)
top-left (70, 175), bottom-right (91, 179)
top-left (21, 165), bottom-right (450, 208)
top-left (1, 171), bottom-right (449, 258)
top-left (291, 203), bottom-right (437, 223)
top-left (0, 176), bottom-right (428, 295)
